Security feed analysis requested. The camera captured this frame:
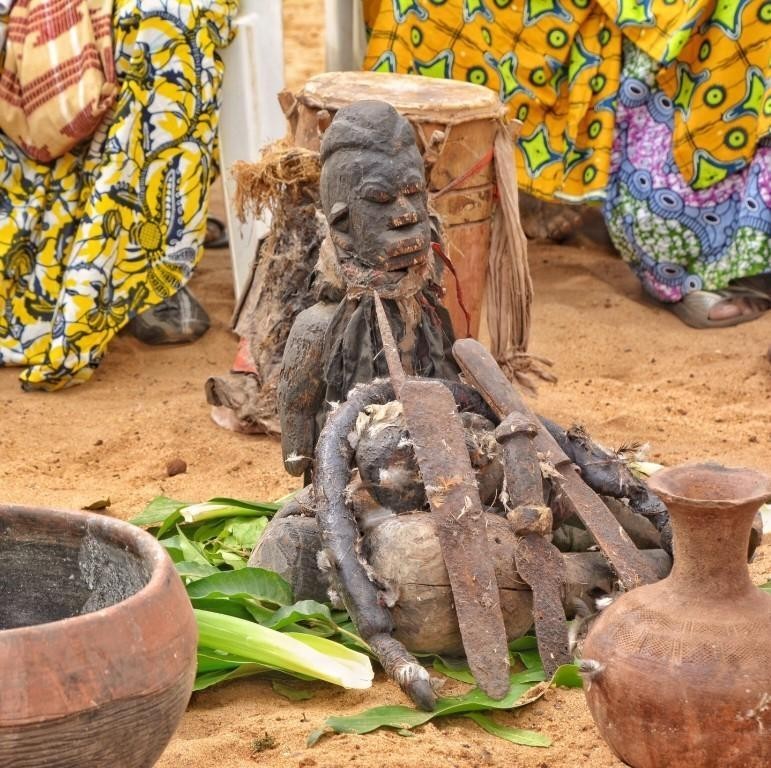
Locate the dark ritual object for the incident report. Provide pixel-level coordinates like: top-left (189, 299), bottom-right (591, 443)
top-left (278, 99), bottom-right (458, 478)
top-left (286, 70), bottom-right (526, 348)
top-left (374, 293), bottom-right (510, 700)
top-left (453, 338), bottom-right (658, 590)
top-left (581, 464), bottom-right (771, 768)
top-left (0, 504), bottom-right (197, 767)
top-left (313, 377), bottom-right (504, 711)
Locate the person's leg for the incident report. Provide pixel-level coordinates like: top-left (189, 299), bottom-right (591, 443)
top-left (15, 0), bottom-right (238, 388)
top-left (603, 45), bottom-right (770, 329)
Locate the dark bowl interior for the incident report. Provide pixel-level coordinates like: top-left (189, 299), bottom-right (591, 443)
top-left (0, 516), bottom-right (151, 631)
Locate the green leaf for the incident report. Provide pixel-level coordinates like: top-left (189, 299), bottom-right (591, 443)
top-left (433, 657), bottom-right (476, 684)
top-left (220, 517), bottom-right (268, 550)
top-left (325, 673), bottom-right (547, 736)
top-left (193, 520), bottom-right (227, 543)
top-left (189, 598), bottom-right (255, 621)
top-left (175, 527), bottom-right (212, 566)
top-left (263, 600), bottom-right (336, 632)
top-left (180, 500), bottom-right (279, 525)
top-left (175, 561), bottom-right (220, 579)
top-left (464, 712), bottom-right (550, 747)
top-left (129, 495), bottom-right (189, 527)
top-left (186, 567), bottom-right (294, 606)
top-left (193, 664), bottom-right (271, 691)
top-left (158, 534), bottom-right (185, 562)
top-left (219, 550), bottom-right (248, 569)
top-left (552, 663), bottom-right (582, 688)
top-left (208, 497), bottom-right (282, 512)
top-left (508, 635), bottom-right (538, 651)
top-left (759, 581), bottom-right (771, 594)
top-left (512, 649), bottom-right (543, 671)
top-left (196, 610), bottom-right (373, 689)
top-left (272, 680), bottom-right (314, 701)
top-left (306, 728), bottom-right (328, 747)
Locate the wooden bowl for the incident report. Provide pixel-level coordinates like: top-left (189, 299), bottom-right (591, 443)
top-left (0, 504), bottom-right (197, 767)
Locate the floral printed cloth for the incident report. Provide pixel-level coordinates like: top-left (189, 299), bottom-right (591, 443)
top-left (0, 0), bottom-right (237, 390)
top-left (605, 44), bottom-right (770, 300)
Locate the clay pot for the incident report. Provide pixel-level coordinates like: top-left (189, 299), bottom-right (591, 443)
top-left (0, 505), bottom-right (198, 767)
top-left (581, 464), bottom-right (771, 768)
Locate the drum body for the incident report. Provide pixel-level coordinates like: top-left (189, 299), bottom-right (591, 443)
top-left (287, 72), bottom-right (505, 339)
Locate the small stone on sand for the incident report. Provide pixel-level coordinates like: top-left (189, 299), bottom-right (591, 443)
top-left (166, 458), bottom-right (187, 477)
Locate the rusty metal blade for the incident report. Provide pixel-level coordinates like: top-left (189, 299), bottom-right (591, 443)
top-left (401, 379), bottom-right (510, 699)
top-left (373, 292), bottom-right (406, 398)
top-left (453, 338), bottom-right (657, 590)
top-left (514, 534), bottom-right (571, 676)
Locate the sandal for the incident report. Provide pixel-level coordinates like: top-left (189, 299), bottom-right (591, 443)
top-left (127, 286), bottom-right (210, 345)
top-left (204, 216), bottom-right (229, 249)
top-left (665, 276), bottom-right (771, 329)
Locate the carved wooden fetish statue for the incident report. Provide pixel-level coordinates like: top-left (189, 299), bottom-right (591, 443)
top-left (278, 100), bottom-right (459, 477)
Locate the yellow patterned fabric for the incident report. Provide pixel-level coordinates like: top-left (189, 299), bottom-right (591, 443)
top-left (363, 0), bottom-right (771, 202)
top-left (0, 0), bottom-right (236, 390)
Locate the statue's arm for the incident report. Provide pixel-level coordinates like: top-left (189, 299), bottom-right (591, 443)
top-left (278, 302), bottom-right (337, 476)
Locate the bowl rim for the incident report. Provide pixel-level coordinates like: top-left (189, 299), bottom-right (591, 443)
top-left (0, 504), bottom-right (175, 637)
top-left (647, 462), bottom-right (771, 510)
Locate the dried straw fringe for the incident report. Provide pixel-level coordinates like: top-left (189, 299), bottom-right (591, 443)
top-left (231, 140), bottom-right (321, 227)
top-left (488, 124), bottom-right (555, 394)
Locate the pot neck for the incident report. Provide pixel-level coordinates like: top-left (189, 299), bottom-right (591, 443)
top-left (667, 500), bottom-right (757, 600)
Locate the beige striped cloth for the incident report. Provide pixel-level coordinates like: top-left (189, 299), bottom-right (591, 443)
top-left (0, 0), bottom-right (116, 161)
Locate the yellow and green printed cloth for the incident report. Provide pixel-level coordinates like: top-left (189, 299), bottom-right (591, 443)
top-left (0, 0), bottom-right (237, 390)
top-left (363, 0), bottom-right (771, 202)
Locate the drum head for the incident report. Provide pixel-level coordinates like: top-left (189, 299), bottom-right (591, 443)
top-left (298, 71), bottom-right (504, 124)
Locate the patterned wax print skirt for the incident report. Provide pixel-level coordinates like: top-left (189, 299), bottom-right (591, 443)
top-left (363, 1), bottom-right (771, 296)
top-left (0, 0), bottom-right (237, 390)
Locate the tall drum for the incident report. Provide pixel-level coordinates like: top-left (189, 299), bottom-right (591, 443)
top-left (284, 71), bottom-right (514, 341)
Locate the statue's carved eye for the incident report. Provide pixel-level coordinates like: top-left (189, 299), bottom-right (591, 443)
top-left (401, 183), bottom-right (423, 196)
top-left (362, 188), bottom-right (392, 204)
top-left (329, 202), bottom-right (349, 232)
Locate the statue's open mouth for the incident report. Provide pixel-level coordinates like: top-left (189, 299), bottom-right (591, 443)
top-left (384, 235), bottom-right (428, 270)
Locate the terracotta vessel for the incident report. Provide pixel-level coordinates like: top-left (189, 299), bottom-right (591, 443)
top-left (581, 463), bottom-right (771, 768)
top-left (0, 504), bottom-right (197, 767)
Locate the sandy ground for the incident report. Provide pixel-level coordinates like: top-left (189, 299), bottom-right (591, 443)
top-left (1, 1), bottom-right (769, 766)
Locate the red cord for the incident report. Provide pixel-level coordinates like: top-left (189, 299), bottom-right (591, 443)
top-left (432, 242), bottom-right (472, 338)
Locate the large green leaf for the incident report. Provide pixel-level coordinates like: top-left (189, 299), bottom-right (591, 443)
top-left (129, 495), bottom-right (189, 528)
top-left (263, 600), bottom-right (336, 632)
top-left (194, 664), bottom-right (272, 691)
top-left (175, 561), bottom-right (220, 579)
top-left (186, 567), bottom-right (294, 605)
top-left (464, 712), bottom-right (550, 747)
top-left (189, 597), bottom-right (255, 621)
top-left (552, 664), bottom-right (582, 688)
top-left (323, 675), bottom-right (546, 737)
top-left (207, 497), bottom-right (282, 511)
top-left (432, 657), bottom-right (476, 684)
top-left (219, 517), bottom-right (268, 551)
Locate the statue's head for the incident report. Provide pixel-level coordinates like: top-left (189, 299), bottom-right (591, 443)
top-left (319, 101), bottom-right (431, 274)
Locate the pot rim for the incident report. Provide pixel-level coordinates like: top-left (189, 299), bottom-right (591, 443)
top-left (0, 503), bottom-right (174, 638)
top-left (647, 462), bottom-right (771, 510)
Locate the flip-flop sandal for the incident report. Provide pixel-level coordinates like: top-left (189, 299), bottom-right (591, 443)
top-left (666, 288), bottom-right (770, 329)
top-left (204, 216), bottom-right (229, 249)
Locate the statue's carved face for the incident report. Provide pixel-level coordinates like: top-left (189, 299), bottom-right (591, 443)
top-left (323, 145), bottom-right (431, 273)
